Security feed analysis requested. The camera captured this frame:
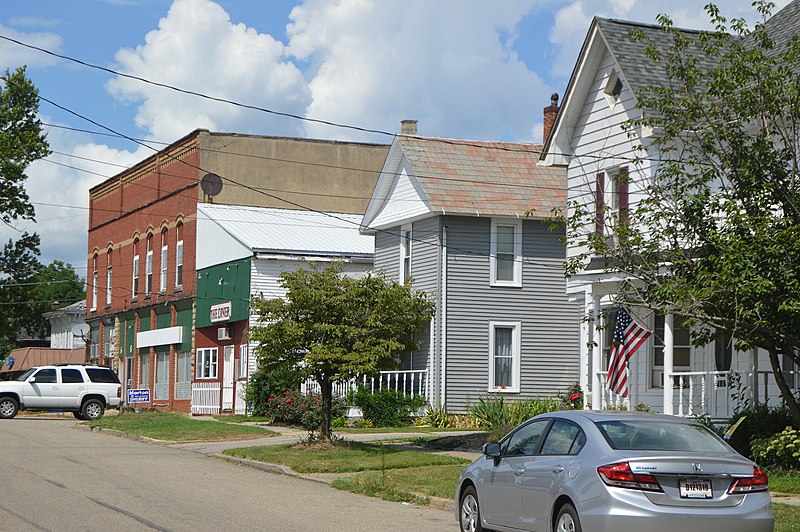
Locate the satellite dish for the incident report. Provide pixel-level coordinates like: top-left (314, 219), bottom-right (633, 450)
top-left (201, 173), bottom-right (223, 197)
top-left (71, 323), bottom-right (90, 338)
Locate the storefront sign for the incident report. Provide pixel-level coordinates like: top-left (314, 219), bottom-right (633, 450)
top-left (210, 302), bottom-right (232, 323)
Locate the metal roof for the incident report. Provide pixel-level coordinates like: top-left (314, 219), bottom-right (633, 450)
top-left (0, 347), bottom-right (85, 373)
top-left (198, 204), bottom-right (374, 257)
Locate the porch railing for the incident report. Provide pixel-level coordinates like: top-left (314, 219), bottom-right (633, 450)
top-left (301, 369), bottom-right (428, 400)
top-left (191, 381), bottom-right (221, 415)
top-left (595, 368), bottom-right (797, 419)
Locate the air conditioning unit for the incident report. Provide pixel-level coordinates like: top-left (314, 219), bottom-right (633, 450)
top-left (217, 327), bottom-right (231, 341)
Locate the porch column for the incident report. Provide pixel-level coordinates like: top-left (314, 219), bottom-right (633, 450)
top-left (591, 293), bottom-right (603, 411)
top-left (579, 295), bottom-right (591, 409)
top-left (663, 313), bottom-right (674, 415)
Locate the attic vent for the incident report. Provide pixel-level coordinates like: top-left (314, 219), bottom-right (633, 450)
top-left (604, 69), bottom-right (623, 107)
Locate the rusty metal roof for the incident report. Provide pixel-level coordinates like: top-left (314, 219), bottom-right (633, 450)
top-left (0, 347), bottom-right (85, 373)
top-left (397, 136), bottom-right (566, 219)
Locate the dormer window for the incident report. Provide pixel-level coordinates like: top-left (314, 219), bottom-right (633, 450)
top-left (604, 69), bottom-right (623, 107)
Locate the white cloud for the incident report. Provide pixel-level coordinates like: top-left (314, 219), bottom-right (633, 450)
top-left (106, 0), bottom-right (310, 141)
top-left (0, 24), bottom-right (62, 69)
top-left (286, 0), bottom-right (550, 142)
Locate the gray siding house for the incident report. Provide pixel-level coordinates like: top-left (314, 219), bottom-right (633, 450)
top-left (362, 135), bottom-right (581, 412)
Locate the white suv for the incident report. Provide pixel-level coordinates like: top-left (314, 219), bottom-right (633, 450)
top-left (0, 364), bottom-right (122, 420)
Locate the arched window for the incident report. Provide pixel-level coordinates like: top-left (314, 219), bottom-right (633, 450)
top-left (160, 228), bottom-right (168, 293)
top-left (145, 233), bottom-right (153, 295)
top-left (91, 253), bottom-right (98, 311)
top-left (132, 237), bottom-right (140, 299)
top-left (106, 247), bottom-right (113, 306)
top-left (175, 222), bottom-right (184, 288)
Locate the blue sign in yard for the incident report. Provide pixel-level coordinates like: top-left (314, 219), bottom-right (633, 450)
top-left (127, 389), bottom-right (150, 403)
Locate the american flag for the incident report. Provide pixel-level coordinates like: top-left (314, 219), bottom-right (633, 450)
top-left (607, 307), bottom-right (651, 398)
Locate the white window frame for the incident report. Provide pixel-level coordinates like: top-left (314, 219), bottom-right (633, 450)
top-left (145, 236), bottom-right (153, 295)
top-left (160, 236), bottom-right (168, 294)
top-left (175, 351), bottom-right (192, 399)
top-left (91, 256), bottom-right (98, 311)
top-left (490, 219), bottom-right (522, 287)
top-left (196, 347), bottom-right (218, 379)
top-left (132, 248), bottom-right (140, 300)
top-left (239, 344), bottom-right (249, 379)
top-left (105, 262), bottom-right (112, 306)
top-left (175, 229), bottom-right (184, 288)
top-left (488, 321), bottom-right (521, 393)
top-left (399, 224), bottom-right (412, 283)
top-left (139, 352), bottom-right (150, 390)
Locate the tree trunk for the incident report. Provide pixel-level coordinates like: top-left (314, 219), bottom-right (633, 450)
top-left (319, 377), bottom-right (333, 442)
top-left (768, 347), bottom-right (800, 428)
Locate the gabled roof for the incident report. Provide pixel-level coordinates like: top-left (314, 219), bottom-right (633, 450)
top-left (198, 204), bottom-right (373, 258)
top-left (361, 136), bottom-right (566, 231)
top-left (541, 0), bottom-right (800, 164)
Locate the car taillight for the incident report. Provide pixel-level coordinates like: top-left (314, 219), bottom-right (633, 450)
top-left (117, 386), bottom-right (121, 398)
top-left (597, 461), bottom-right (663, 492)
top-left (728, 467), bottom-right (769, 494)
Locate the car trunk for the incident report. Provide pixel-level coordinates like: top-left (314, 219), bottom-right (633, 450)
top-left (624, 453), bottom-right (757, 508)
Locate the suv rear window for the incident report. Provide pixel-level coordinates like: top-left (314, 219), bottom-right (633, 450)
top-left (85, 368), bottom-right (121, 384)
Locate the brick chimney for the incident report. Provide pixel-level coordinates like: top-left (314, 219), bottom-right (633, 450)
top-left (400, 119), bottom-right (418, 135)
top-left (543, 92), bottom-right (559, 144)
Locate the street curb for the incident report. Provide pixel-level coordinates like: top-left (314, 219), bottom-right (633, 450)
top-left (73, 423), bottom-right (178, 445)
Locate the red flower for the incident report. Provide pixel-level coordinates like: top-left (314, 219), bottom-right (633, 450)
top-left (570, 393), bottom-right (582, 401)
top-left (267, 397), bottom-right (274, 402)
top-left (286, 398), bottom-right (292, 404)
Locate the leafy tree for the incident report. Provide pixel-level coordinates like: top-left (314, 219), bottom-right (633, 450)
top-left (564, 2), bottom-right (800, 425)
top-left (250, 264), bottom-right (435, 441)
top-left (0, 66), bottom-right (51, 360)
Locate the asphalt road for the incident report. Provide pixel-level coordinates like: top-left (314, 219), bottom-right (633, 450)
top-left (0, 416), bottom-right (455, 532)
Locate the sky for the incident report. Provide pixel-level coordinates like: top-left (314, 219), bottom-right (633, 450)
top-left (0, 0), bottom-right (783, 277)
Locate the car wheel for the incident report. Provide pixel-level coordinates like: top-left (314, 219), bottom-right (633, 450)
top-left (73, 411), bottom-right (85, 420)
top-left (460, 486), bottom-right (485, 532)
top-left (81, 399), bottom-right (105, 421)
top-left (554, 503), bottom-right (582, 532)
top-left (0, 397), bottom-right (19, 419)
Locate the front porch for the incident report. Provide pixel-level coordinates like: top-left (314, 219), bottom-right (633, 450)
top-left (597, 368), bottom-right (797, 419)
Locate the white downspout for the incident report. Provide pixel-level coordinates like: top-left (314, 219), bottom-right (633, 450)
top-left (591, 293), bottom-right (602, 410)
top-left (663, 313), bottom-right (674, 415)
top-left (440, 226), bottom-right (448, 408)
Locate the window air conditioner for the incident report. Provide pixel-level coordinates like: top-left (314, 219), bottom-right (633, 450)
top-left (217, 327), bottom-right (231, 341)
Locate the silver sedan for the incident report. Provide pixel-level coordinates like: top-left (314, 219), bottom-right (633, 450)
top-left (455, 410), bottom-right (773, 532)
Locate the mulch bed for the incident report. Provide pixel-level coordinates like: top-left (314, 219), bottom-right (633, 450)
top-left (424, 432), bottom-right (490, 452)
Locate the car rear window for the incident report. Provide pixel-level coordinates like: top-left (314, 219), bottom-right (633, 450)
top-left (85, 368), bottom-right (121, 384)
top-left (596, 419), bottom-right (730, 452)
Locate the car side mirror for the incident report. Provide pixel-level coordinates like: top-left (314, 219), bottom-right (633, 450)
top-left (483, 442), bottom-right (501, 458)
top-left (29, 377), bottom-right (37, 383)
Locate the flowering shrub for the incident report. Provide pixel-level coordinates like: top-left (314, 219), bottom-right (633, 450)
top-left (751, 426), bottom-right (800, 471)
top-left (262, 390), bottom-right (344, 430)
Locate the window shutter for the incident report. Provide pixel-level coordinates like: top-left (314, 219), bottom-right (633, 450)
top-left (595, 173), bottom-right (605, 235)
top-left (617, 166), bottom-right (629, 226)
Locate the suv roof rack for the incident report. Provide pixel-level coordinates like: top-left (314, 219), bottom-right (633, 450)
top-left (53, 363), bottom-right (109, 367)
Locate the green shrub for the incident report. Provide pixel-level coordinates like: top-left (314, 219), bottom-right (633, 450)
top-left (246, 365), bottom-right (303, 417)
top-left (262, 390), bottom-right (344, 430)
top-left (421, 405), bottom-right (450, 428)
top-left (347, 387), bottom-right (427, 427)
top-left (509, 398), bottom-right (563, 425)
top-left (469, 396), bottom-right (511, 430)
top-left (751, 426), bottom-right (800, 471)
top-left (559, 382), bottom-right (584, 410)
top-left (726, 403), bottom-right (795, 458)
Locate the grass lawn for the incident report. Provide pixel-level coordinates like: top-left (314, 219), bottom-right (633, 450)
top-left (774, 503), bottom-right (800, 532)
top-left (769, 471), bottom-right (800, 495)
top-left (333, 463), bottom-right (465, 500)
top-left (213, 414), bottom-right (273, 424)
top-left (88, 411), bottom-right (275, 441)
top-left (222, 441), bottom-right (470, 473)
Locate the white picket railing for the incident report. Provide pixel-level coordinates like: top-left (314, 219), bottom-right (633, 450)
top-left (301, 370), bottom-right (429, 399)
top-left (191, 381), bottom-right (221, 415)
top-left (596, 368), bottom-right (797, 418)
top-left (234, 382), bottom-right (247, 415)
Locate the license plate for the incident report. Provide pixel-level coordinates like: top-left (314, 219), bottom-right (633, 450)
top-left (679, 478), bottom-right (713, 499)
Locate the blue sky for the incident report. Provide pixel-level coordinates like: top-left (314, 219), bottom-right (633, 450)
top-left (0, 0), bottom-right (776, 274)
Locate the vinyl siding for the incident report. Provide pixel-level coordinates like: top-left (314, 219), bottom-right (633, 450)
top-left (443, 216), bottom-right (580, 412)
top-left (373, 229), bottom-right (400, 279)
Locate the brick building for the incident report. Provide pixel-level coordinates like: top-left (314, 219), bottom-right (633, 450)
top-left (86, 129), bottom-right (388, 412)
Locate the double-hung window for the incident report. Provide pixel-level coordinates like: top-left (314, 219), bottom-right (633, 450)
top-left (595, 167), bottom-right (629, 244)
top-left (145, 235), bottom-right (153, 295)
top-left (175, 223), bottom-right (183, 288)
top-left (490, 219), bottom-right (522, 286)
top-left (132, 239), bottom-right (140, 299)
top-left (399, 224), bottom-right (412, 283)
top-left (196, 348), bottom-right (218, 379)
top-left (160, 230), bottom-right (168, 293)
top-left (91, 254), bottom-right (98, 311)
top-left (105, 249), bottom-right (113, 306)
top-left (489, 321), bottom-right (521, 392)
top-left (239, 344), bottom-right (249, 379)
